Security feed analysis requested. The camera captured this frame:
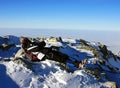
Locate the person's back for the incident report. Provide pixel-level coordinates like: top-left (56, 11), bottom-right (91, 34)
top-left (20, 37), bottom-right (46, 52)
top-left (29, 41), bottom-right (46, 52)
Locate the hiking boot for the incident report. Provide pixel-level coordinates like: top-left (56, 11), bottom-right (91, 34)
top-left (73, 60), bottom-right (81, 68)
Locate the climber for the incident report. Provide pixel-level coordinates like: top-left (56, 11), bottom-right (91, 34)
top-left (20, 37), bottom-right (83, 70)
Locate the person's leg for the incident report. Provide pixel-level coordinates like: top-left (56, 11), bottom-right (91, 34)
top-left (66, 59), bottom-right (82, 68)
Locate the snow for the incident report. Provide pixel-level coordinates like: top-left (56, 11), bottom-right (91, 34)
top-left (0, 46), bottom-right (20, 59)
top-left (0, 35), bottom-right (20, 45)
top-left (87, 42), bottom-right (100, 50)
top-left (109, 57), bottom-right (120, 71)
top-left (62, 38), bottom-right (76, 44)
top-left (0, 60), bottom-right (106, 88)
top-left (0, 63), bottom-right (19, 88)
top-left (0, 36), bottom-right (120, 88)
top-left (59, 43), bottom-right (93, 61)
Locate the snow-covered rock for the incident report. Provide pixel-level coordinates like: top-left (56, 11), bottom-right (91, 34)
top-left (0, 36), bottom-right (120, 88)
top-left (0, 35), bottom-right (21, 59)
top-left (0, 35), bottom-right (20, 45)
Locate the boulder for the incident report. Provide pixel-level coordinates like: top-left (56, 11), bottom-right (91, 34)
top-left (104, 81), bottom-right (117, 88)
top-left (80, 39), bottom-right (89, 46)
top-left (1, 44), bottom-right (15, 50)
top-left (99, 45), bottom-right (108, 58)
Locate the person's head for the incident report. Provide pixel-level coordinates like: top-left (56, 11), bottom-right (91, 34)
top-left (20, 37), bottom-right (28, 44)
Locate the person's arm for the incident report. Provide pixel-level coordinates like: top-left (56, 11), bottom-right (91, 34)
top-left (32, 41), bottom-right (46, 49)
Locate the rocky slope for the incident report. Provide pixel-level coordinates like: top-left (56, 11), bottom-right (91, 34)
top-left (0, 35), bottom-right (120, 88)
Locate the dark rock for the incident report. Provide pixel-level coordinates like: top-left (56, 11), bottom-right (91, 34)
top-left (80, 39), bottom-right (89, 46)
top-left (99, 45), bottom-right (108, 58)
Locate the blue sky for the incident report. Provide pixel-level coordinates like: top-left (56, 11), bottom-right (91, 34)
top-left (0, 0), bottom-right (120, 30)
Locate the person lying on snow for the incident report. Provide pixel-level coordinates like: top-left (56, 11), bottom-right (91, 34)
top-left (20, 37), bottom-right (87, 70)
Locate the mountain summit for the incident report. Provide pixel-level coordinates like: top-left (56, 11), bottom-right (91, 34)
top-left (0, 35), bottom-right (120, 88)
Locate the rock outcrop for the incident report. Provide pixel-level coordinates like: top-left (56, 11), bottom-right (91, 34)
top-left (0, 35), bottom-right (20, 59)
